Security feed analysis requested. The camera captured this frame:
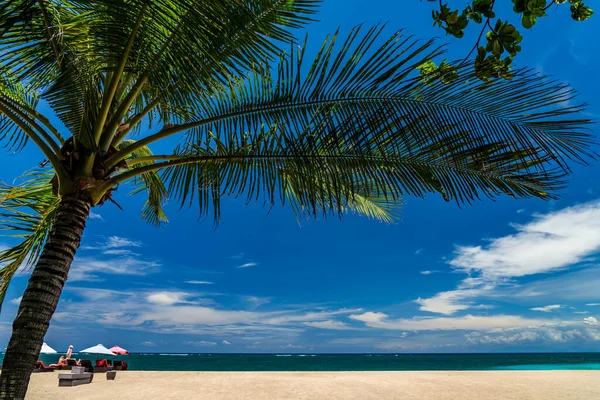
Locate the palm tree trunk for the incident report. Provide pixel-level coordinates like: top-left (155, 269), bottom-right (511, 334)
top-left (0, 195), bottom-right (90, 399)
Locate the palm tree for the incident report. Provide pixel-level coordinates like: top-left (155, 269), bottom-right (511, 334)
top-left (0, 0), bottom-right (594, 397)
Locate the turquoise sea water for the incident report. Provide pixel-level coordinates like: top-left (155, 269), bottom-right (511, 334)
top-left (21, 353), bottom-right (600, 371)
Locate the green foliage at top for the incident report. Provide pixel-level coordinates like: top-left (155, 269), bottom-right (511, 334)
top-left (426, 0), bottom-right (593, 80)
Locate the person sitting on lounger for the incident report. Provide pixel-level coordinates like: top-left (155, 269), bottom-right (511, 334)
top-left (57, 356), bottom-right (67, 366)
top-left (35, 361), bottom-right (55, 370)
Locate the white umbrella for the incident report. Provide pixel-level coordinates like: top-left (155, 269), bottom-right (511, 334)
top-left (80, 344), bottom-right (114, 356)
top-left (40, 342), bottom-right (57, 354)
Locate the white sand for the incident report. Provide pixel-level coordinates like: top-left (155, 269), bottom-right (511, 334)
top-left (26, 371), bottom-right (600, 400)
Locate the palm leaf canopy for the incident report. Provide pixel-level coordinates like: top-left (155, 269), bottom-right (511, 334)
top-left (0, 2), bottom-right (596, 292)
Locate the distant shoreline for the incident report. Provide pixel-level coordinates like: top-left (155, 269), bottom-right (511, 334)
top-left (15, 352), bottom-right (600, 372)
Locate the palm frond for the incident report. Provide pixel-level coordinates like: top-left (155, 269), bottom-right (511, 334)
top-left (0, 67), bottom-right (41, 151)
top-left (117, 26), bottom-right (594, 220)
top-left (283, 174), bottom-right (400, 224)
top-left (118, 140), bottom-right (168, 226)
top-left (1, 1), bottom-right (322, 148)
top-left (0, 1), bottom-right (104, 148)
top-left (0, 169), bottom-right (59, 310)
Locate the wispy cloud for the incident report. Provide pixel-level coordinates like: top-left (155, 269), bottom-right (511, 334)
top-left (349, 311), bottom-right (561, 331)
top-left (222, 340), bottom-right (231, 345)
top-left (244, 296), bottom-right (270, 308)
top-left (450, 200), bottom-right (600, 278)
top-left (147, 292), bottom-right (192, 306)
top-left (9, 296), bottom-right (22, 305)
top-left (236, 262), bottom-right (258, 269)
top-left (303, 320), bottom-right (352, 330)
top-left (184, 340), bottom-right (217, 347)
top-left (56, 288), bottom-right (360, 340)
top-left (105, 236), bottom-right (143, 249)
top-left (417, 200), bottom-right (600, 314)
top-left (586, 303), bottom-right (600, 306)
top-left (102, 249), bottom-right (139, 256)
top-left (530, 305), bottom-right (563, 313)
top-left (69, 256), bottom-right (160, 281)
top-left (185, 281), bottom-right (215, 285)
top-left (465, 326), bottom-right (600, 345)
top-left (88, 211), bottom-right (104, 221)
top-left (420, 270), bottom-right (441, 276)
top-left (414, 248), bottom-right (423, 256)
top-left (81, 235), bottom-right (143, 250)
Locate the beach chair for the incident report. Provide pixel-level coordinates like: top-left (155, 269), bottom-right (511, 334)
top-left (114, 360), bottom-right (128, 371)
top-left (79, 360), bottom-right (93, 373)
top-left (92, 359), bottom-right (113, 373)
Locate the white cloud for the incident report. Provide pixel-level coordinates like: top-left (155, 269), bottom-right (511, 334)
top-left (142, 341), bottom-right (156, 347)
top-left (418, 200), bottom-right (600, 314)
top-left (414, 248), bottom-right (423, 255)
top-left (102, 249), bottom-right (138, 256)
top-left (68, 288), bottom-right (135, 301)
top-left (586, 303), bottom-right (600, 306)
top-left (69, 256), bottom-right (159, 281)
top-left (81, 236), bottom-right (143, 250)
top-left (263, 309), bottom-right (362, 326)
top-left (415, 277), bottom-right (496, 315)
top-left (584, 317), bottom-right (599, 326)
top-left (515, 267), bottom-right (600, 301)
top-left (236, 262), bottom-right (258, 269)
top-left (450, 200), bottom-right (600, 278)
top-left (88, 211), bottom-right (104, 221)
top-left (105, 236), bottom-right (143, 249)
top-left (147, 292), bottom-right (191, 306)
top-left (57, 287), bottom-right (359, 340)
top-left (244, 296), bottom-right (270, 308)
top-left (416, 283), bottom-right (493, 315)
top-left (420, 270), bottom-right (441, 275)
top-left (303, 320), bottom-right (351, 330)
top-left (530, 305), bottom-right (562, 313)
top-left (9, 296), bottom-right (22, 305)
top-left (185, 281), bottom-right (215, 285)
top-left (465, 327), bottom-right (597, 345)
top-left (222, 340), bottom-right (231, 345)
top-left (349, 312), bottom-right (560, 331)
top-left (185, 340), bottom-right (217, 347)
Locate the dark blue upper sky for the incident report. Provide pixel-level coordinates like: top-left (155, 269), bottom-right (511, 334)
top-left (1, 1), bottom-right (600, 353)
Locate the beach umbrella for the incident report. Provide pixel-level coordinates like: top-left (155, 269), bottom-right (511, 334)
top-left (80, 344), bottom-right (115, 356)
top-left (109, 345), bottom-right (130, 355)
top-left (40, 342), bottom-right (57, 354)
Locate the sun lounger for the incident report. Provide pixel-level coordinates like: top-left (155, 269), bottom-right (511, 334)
top-left (79, 359), bottom-right (93, 372)
top-left (113, 360), bottom-right (128, 371)
top-left (80, 359), bottom-right (113, 373)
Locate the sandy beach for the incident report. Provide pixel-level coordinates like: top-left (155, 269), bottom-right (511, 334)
top-left (26, 371), bottom-right (600, 399)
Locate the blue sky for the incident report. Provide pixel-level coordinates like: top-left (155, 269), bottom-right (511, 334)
top-left (1, 1), bottom-right (600, 353)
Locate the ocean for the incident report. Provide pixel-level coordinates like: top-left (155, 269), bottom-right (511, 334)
top-left (27, 353), bottom-right (600, 371)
